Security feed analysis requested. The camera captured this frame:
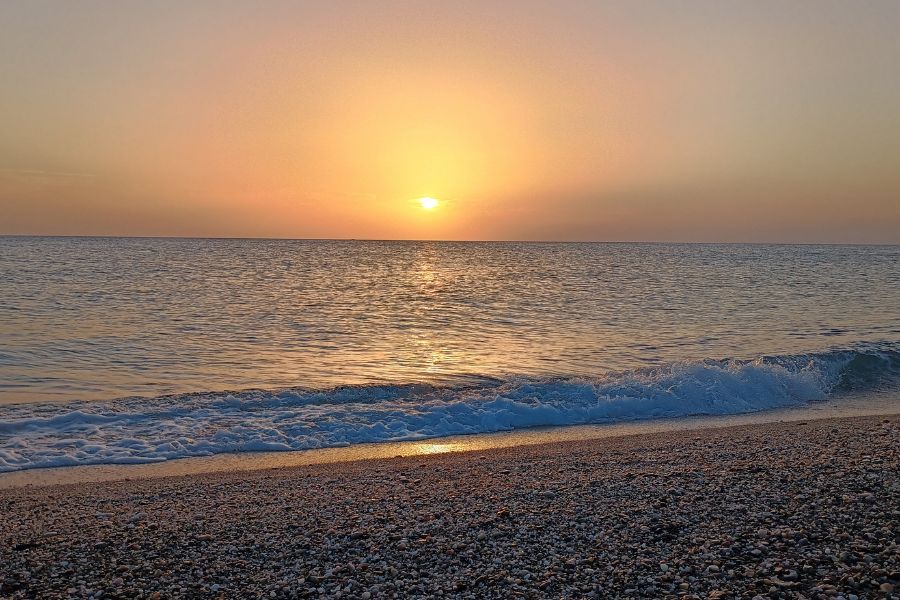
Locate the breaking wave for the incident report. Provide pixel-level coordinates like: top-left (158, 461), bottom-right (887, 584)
top-left (1, 343), bottom-right (898, 472)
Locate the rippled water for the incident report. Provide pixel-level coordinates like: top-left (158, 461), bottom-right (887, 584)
top-left (2, 238), bottom-right (900, 471)
top-left (2, 237), bottom-right (899, 404)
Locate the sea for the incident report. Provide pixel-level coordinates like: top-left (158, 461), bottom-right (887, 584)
top-left (1, 237), bottom-right (899, 473)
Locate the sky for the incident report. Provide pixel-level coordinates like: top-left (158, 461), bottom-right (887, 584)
top-left (1, 0), bottom-right (899, 243)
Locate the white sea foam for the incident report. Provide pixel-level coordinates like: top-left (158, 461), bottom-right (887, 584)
top-left (6, 347), bottom-right (894, 473)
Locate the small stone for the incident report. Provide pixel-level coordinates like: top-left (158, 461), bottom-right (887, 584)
top-left (2, 414), bottom-right (895, 600)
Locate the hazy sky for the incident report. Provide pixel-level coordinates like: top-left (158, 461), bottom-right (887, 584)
top-left (2, 1), bottom-right (899, 242)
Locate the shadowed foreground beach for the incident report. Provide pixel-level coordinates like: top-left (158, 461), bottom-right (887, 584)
top-left (1, 415), bottom-right (898, 599)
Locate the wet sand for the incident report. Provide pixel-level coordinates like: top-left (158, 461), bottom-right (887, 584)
top-left (2, 413), bottom-right (898, 598)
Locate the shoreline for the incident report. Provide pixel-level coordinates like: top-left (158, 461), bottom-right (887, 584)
top-left (2, 413), bottom-right (898, 598)
top-left (2, 391), bottom-right (897, 489)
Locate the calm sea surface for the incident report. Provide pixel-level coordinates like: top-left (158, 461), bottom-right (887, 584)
top-left (1, 237), bottom-right (899, 471)
top-left (2, 237), bottom-right (899, 404)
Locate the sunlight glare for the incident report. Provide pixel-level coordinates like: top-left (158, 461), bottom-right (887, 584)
top-left (414, 442), bottom-right (463, 455)
top-left (418, 197), bottom-right (439, 210)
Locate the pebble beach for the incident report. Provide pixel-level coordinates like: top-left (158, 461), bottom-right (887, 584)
top-left (1, 414), bottom-right (898, 599)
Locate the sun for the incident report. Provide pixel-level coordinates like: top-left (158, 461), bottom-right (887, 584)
top-left (418, 197), bottom-right (439, 210)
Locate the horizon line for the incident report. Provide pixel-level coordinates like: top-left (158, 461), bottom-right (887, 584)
top-left (1, 233), bottom-right (898, 247)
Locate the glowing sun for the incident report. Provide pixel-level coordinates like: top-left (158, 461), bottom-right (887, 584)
top-left (418, 197), bottom-right (439, 210)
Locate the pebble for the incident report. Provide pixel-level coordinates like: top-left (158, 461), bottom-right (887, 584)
top-left (0, 415), bottom-right (897, 599)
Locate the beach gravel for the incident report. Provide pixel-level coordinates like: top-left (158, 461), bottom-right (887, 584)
top-left (1, 415), bottom-right (898, 599)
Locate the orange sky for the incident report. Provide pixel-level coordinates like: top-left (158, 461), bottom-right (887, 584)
top-left (1, 1), bottom-right (899, 242)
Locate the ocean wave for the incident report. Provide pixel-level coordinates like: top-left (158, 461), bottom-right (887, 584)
top-left (1, 344), bottom-right (899, 472)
